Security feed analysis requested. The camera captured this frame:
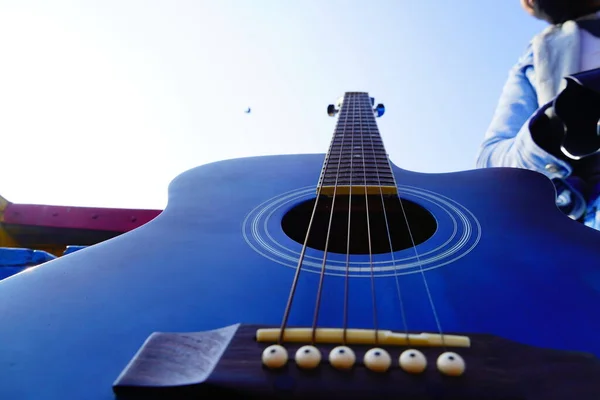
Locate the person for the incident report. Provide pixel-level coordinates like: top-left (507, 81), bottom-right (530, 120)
top-left (476, 0), bottom-right (600, 229)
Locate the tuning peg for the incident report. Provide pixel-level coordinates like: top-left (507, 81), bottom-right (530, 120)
top-left (327, 104), bottom-right (339, 117)
top-left (374, 103), bottom-right (385, 118)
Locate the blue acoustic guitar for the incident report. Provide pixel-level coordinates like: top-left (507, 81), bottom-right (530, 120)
top-left (1, 92), bottom-right (600, 399)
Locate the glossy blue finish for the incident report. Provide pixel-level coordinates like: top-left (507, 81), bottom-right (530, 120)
top-left (0, 154), bottom-right (599, 399)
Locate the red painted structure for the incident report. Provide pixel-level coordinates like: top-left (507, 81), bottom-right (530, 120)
top-left (0, 195), bottom-right (162, 256)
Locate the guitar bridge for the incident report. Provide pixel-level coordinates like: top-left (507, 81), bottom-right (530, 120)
top-left (255, 327), bottom-right (471, 347)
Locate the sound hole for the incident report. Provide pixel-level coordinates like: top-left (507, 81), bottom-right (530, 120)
top-left (281, 195), bottom-right (436, 255)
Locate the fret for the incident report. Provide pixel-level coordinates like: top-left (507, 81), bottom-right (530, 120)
top-left (318, 92), bottom-right (396, 196)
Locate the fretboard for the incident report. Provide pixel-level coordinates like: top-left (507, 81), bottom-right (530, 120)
top-left (318, 92), bottom-right (397, 196)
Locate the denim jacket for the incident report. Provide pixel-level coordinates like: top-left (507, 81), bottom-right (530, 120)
top-left (475, 15), bottom-right (600, 230)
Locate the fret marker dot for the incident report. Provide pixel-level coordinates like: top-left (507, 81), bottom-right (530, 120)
top-left (262, 345), bottom-right (288, 369)
top-left (399, 349), bottom-right (427, 374)
top-left (437, 352), bottom-right (465, 376)
top-left (364, 348), bottom-right (391, 373)
top-left (329, 346), bottom-right (356, 370)
top-left (295, 345), bottom-right (321, 369)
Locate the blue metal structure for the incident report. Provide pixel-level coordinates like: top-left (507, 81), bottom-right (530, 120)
top-left (0, 93), bottom-right (598, 399)
top-left (0, 247), bottom-right (56, 280)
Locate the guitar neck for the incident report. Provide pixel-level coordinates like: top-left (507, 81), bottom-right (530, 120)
top-left (318, 92), bottom-right (397, 196)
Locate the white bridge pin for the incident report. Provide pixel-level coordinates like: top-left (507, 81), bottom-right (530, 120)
top-left (262, 345), bottom-right (288, 369)
top-left (437, 352), bottom-right (466, 376)
top-left (295, 345), bottom-right (321, 369)
top-left (329, 346), bottom-right (356, 370)
top-left (364, 348), bottom-right (391, 372)
top-left (399, 349), bottom-right (427, 374)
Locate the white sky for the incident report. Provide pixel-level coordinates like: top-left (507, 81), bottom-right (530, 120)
top-left (0, 1), bottom-right (544, 209)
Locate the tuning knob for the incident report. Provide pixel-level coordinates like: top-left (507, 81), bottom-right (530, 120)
top-left (327, 104), bottom-right (339, 117)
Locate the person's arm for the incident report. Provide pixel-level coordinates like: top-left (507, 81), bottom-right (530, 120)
top-left (475, 47), bottom-right (573, 179)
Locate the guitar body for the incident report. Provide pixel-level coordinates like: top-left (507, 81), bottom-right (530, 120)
top-left (1, 153), bottom-right (600, 399)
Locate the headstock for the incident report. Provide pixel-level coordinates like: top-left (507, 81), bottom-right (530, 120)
top-left (327, 96), bottom-right (385, 118)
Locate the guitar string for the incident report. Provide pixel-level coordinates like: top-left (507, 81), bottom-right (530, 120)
top-left (310, 98), bottom-right (350, 344)
top-left (360, 94), bottom-right (444, 347)
top-left (342, 99), bottom-right (355, 345)
top-left (280, 93), bottom-right (444, 348)
top-left (388, 148), bottom-right (446, 348)
top-left (395, 193), bottom-right (446, 346)
top-left (277, 116), bottom-right (339, 344)
top-left (358, 96), bottom-right (380, 345)
top-left (366, 103), bottom-right (410, 345)
top-left (366, 95), bottom-right (446, 349)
